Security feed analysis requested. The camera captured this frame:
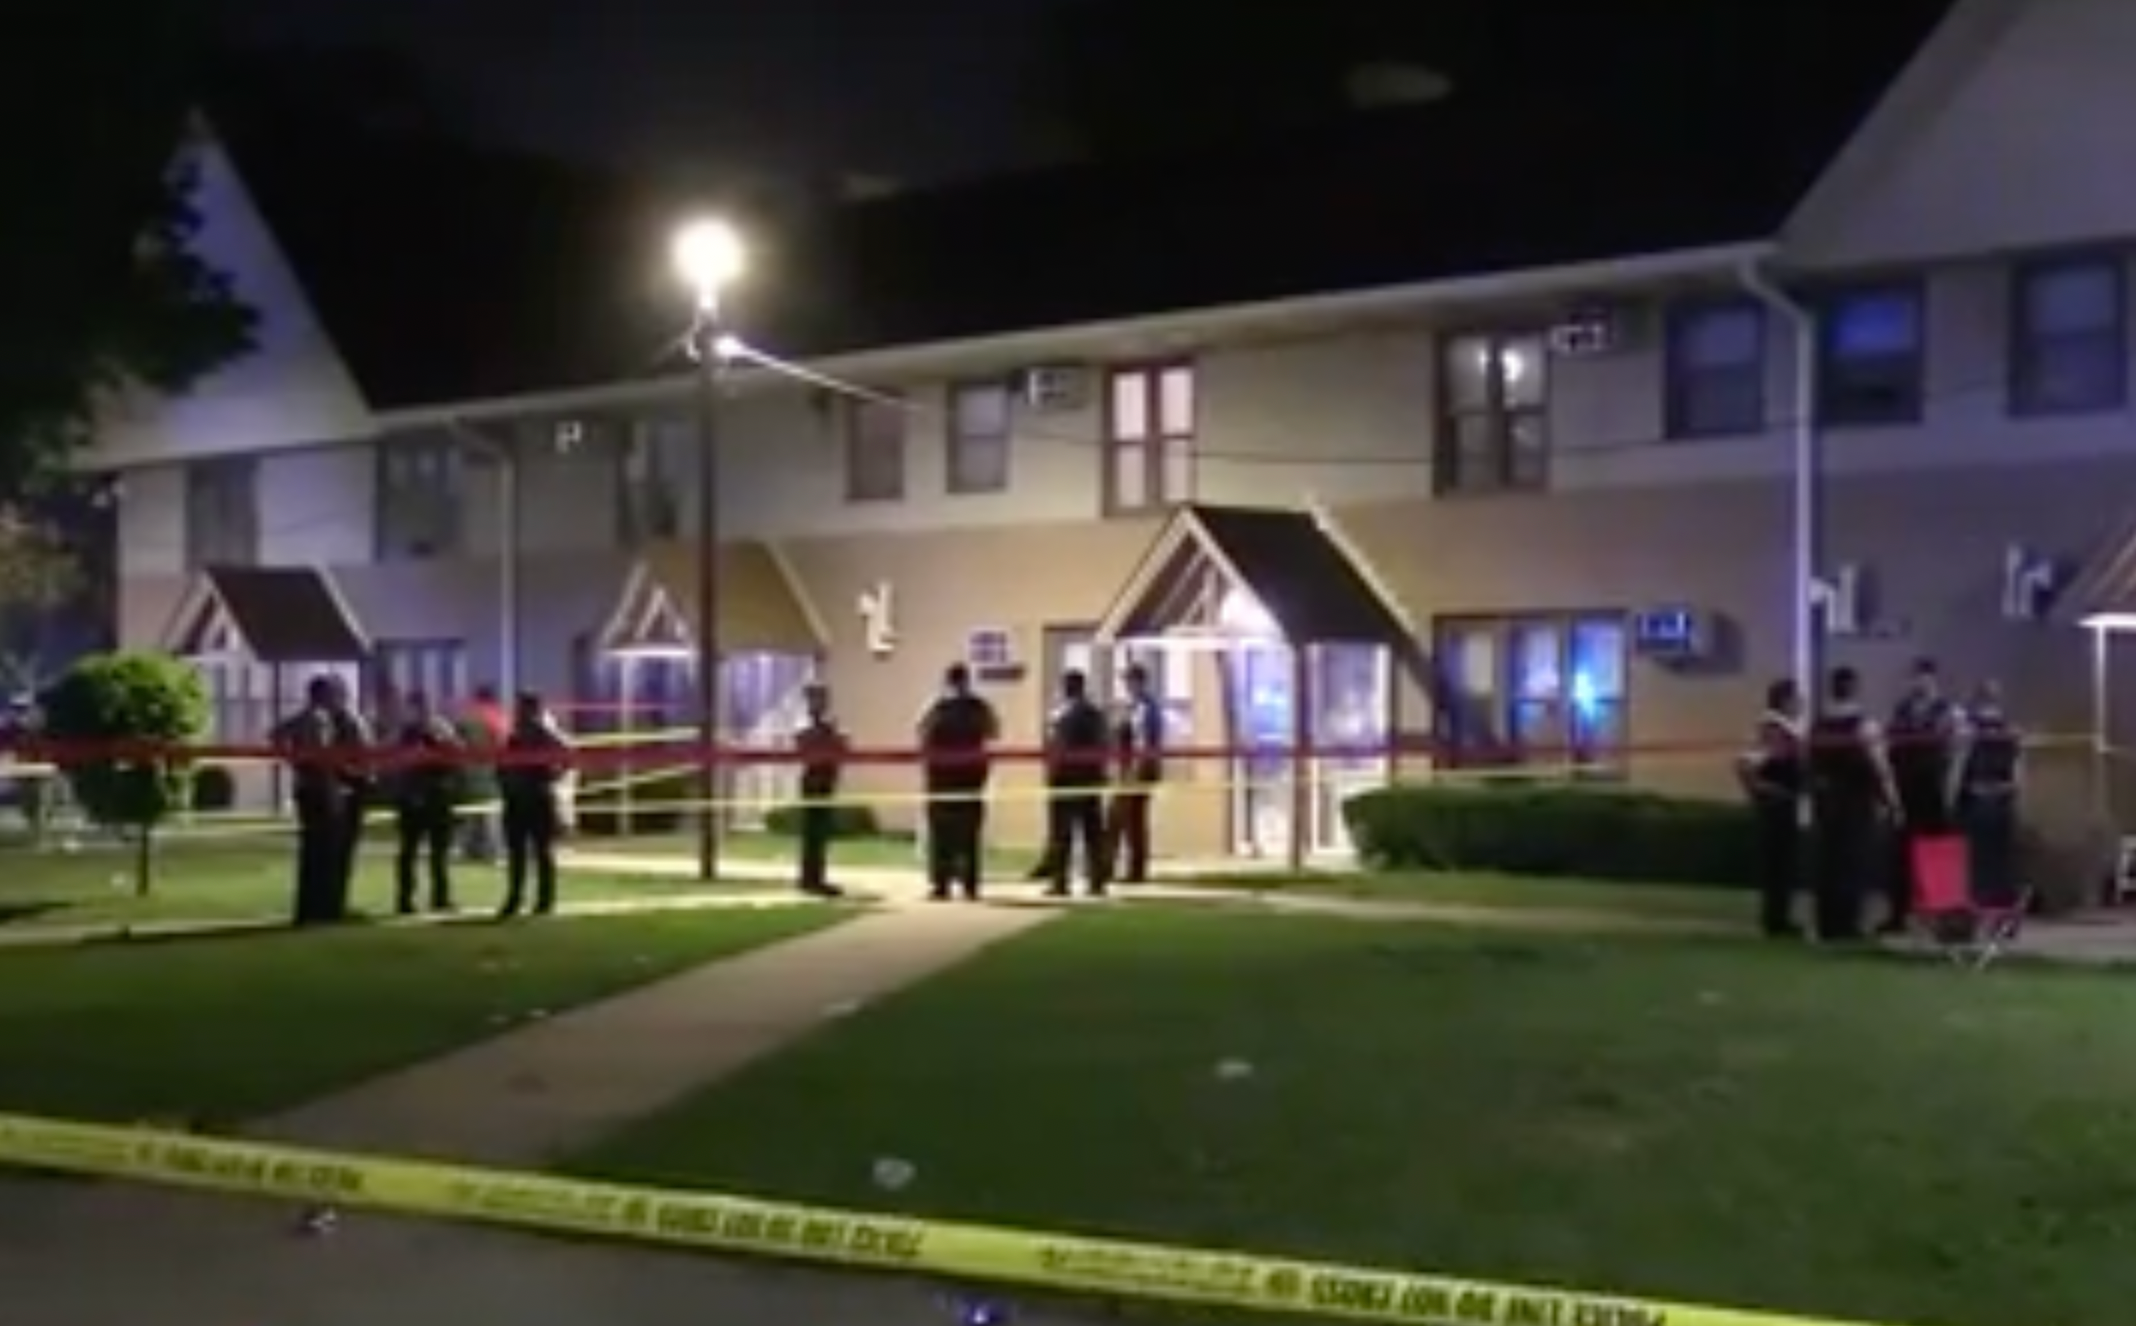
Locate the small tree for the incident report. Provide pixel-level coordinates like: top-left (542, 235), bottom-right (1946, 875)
top-left (41, 651), bottom-right (208, 893)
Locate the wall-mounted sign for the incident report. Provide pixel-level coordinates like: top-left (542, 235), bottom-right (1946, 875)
top-left (858, 582), bottom-right (898, 659)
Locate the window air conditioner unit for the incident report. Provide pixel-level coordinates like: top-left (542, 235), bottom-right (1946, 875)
top-left (1022, 365), bottom-right (1089, 413)
top-left (1547, 304), bottom-right (1633, 358)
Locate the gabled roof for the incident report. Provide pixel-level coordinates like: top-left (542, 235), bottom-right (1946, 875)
top-left (594, 542), bottom-right (826, 656)
top-left (2054, 507), bottom-right (2136, 627)
top-left (1097, 504), bottom-right (1413, 647)
top-left (165, 566), bottom-right (370, 664)
top-left (207, 2), bottom-right (1955, 412)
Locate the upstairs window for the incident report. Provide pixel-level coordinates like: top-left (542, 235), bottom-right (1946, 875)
top-left (1665, 301), bottom-right (1766, 438)
top-left (947, 381), bottom-right (1013, 495)
top-left (618, 418), bottom-right (690, 542)
top-left (184, 457), bottom-right (258, 568)
top-left (844, 396), bottom-right (907, 503)
top-left (1104, 364), bottom-right (1194, 515)
top-left (1815, 284), bottom-right (1924, 426)
top-left (2010, 256), bottom-right (2127, 416)
top-left (377, 437), bottom-right (463, 559)
top-left (1438, 332), bottom-right (1547, 493)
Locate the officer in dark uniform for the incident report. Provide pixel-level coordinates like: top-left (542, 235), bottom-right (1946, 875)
top-left (793, 681), bottom-right (847, 900)
top-left (1808, 665), bottom-right (1900, 943)
top-left (392, 690), bottom-right (463, 915)
top-left (917, 663), bottom-right (999, 901)
top-left (1736, 678), bottom-right (1805, 938)
top-left (1043, 668), bottom-right (1111, 898)
top-left (1105, 663), bottom-right (1164, 884)
top-left (1885, 658), bottom-right (1959, 934)
top-left (1955, 679), bottom-right (2023, 908)
top-left (274, 674), bottom-right (370, 927)
top-left (497, 691), bottom-right (571, 918)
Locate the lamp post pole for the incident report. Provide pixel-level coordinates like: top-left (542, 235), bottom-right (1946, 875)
top-left (672, 218), bottom-right (746, 886)
top-left (691, 304), bottom-right (725, 883)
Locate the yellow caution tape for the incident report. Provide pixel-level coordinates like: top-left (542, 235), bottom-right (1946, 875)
top-left (0, 1111), bottom-right (1849, 1326)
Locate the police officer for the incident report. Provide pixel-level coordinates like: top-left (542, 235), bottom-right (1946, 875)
top-left (1736, 678), bottom-right (1805, 939)
top-left (1808, 665), bottom-right (1900, 943)
top-left (793, 681), bottom-right (847, 900)
top-left (1886, 657), bottom-right (1960, 934)
top-left (1105, 662), bottom-right (1164, 884)
top-left (497, 690), bottom-right (571, 918)
top-left (274, 674), bottom-right (370, 926)
top-left (1043, 668), bottom-right (1111, 899)
top-left (392, 690), bottom-right (463, 915)
top-left (917, 663), bottom-right (998, 901)
top-left (1955, 679), bottom-right (2023, 909)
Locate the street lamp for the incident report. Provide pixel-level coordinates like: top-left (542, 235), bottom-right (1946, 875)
top-left (671, 217), bottom-right (746, 883)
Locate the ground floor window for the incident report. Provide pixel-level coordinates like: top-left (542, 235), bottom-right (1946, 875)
top-left (372, 638), bottom-right (469, 722)
top-left (1431, 612), bottom-right (1627, 769)
top-left (1038, 624), bottom-right (1194, 743)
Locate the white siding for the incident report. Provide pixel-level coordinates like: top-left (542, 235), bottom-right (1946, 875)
top-left (86, 137), bottom-right (372, 469)
top-left (1790, 0), bottom-right (2136, 266)
top-left (258, 446), bottom-right (373, 564)
top-left (115, 466), bottom-right (186, 577)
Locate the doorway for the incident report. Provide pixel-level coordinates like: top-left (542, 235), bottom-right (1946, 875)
top-left (1221, 642), bottom-right (1393, 858)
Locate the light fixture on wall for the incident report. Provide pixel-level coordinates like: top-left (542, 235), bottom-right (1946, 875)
top-left (1217, 587), bottom-right (1278, 638)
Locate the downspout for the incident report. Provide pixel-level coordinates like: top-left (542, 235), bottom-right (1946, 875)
top-left (1736, 260), bottom-right (1821, 702)
top-left (1738, 259), bottom-right (1821, 881)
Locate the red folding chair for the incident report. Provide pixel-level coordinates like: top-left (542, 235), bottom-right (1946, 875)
top-left (1909, 834), bottom-right (2027, 969)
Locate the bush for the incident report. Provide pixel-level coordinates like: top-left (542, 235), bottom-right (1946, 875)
top-left (41, 651), bottom-right (210, 892)
top-left (191, 763), bottom-right (237, 812)
top-left (762, 801), bottom-right (882, 839)
top-left (1343, 782), bottom-right (1758, 889)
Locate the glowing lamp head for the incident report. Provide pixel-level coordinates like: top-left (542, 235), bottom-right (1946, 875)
top-left (670, 218), bottom-right (745, 302)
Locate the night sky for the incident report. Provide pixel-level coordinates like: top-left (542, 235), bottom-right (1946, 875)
top-left (211, 0), bottom-right (1063, 182)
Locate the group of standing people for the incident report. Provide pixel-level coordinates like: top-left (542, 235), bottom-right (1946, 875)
top-left (1740, 657), bottom-right (2023, 942)
top-left (273, 675), bottom-right (576, 927)
top-left (790, 661), bottom-right (1164, 902)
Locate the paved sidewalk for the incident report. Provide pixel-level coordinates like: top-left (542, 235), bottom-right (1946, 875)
top-left (3, 894), bottom-right (1084, 1326)
top-left (258, 903), bottom-right (1050, 1163)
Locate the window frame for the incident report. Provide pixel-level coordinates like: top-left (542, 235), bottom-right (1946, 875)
top-left (616, 418), bottom-right (688, 543)
top-left (375, 436), bottom-right (465, 560)
top-left (1435, 330), bottom-right (1550, 495)
top-left (370, 637), bottom-right (470, 721)
top-left (1663, 298), bottom-right (1768, 439)
top-left (2008, 253), bottom-right (2128, 418)
top-left (843, 395), bottom-right (908, 504)
top-left (1813, 281), bottom-right (1926, 427)
top-left (183, 457), bottom-right (259, 569)
top-left (945, 380), bottom-right (1014, 495)
top-left (1429, 611), bottom-right (1629, 772)
top-left (1101, 362), bottom-right (1196, 516)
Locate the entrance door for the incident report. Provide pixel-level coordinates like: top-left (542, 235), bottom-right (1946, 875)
top-left (1310, 644), bottom-right (1391, 853)
top-left (1225, 643), bottom-right (1294, 857)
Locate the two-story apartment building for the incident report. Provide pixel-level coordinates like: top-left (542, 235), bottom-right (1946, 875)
top-left (90, 0), bottom-right (2136, 856)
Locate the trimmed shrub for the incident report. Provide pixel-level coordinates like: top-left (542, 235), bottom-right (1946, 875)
top-left (1343, 782), bottom-right (1759, 889)
top-left (190, 763), bottom-right (237, 812)
top-left (41, 651), bottom-right (210, 893)
top-left (762, 801), bottom-right (882, 840)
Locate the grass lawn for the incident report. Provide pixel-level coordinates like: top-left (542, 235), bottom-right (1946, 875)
top-left (1181, 869), bottom-right (1750, 925)
top-left (0, 831), bottom-right (783, 934)
top-left (577, 908), bottom-right (2136, 1326)
top-left (0, 905), bottom-right (845, 1124)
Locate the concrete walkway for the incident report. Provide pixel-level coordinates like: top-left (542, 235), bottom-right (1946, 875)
top-left (1, 889), bottom-right (1089, 1326)
top-left (257, 903), bottom-right (1050, 1164)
